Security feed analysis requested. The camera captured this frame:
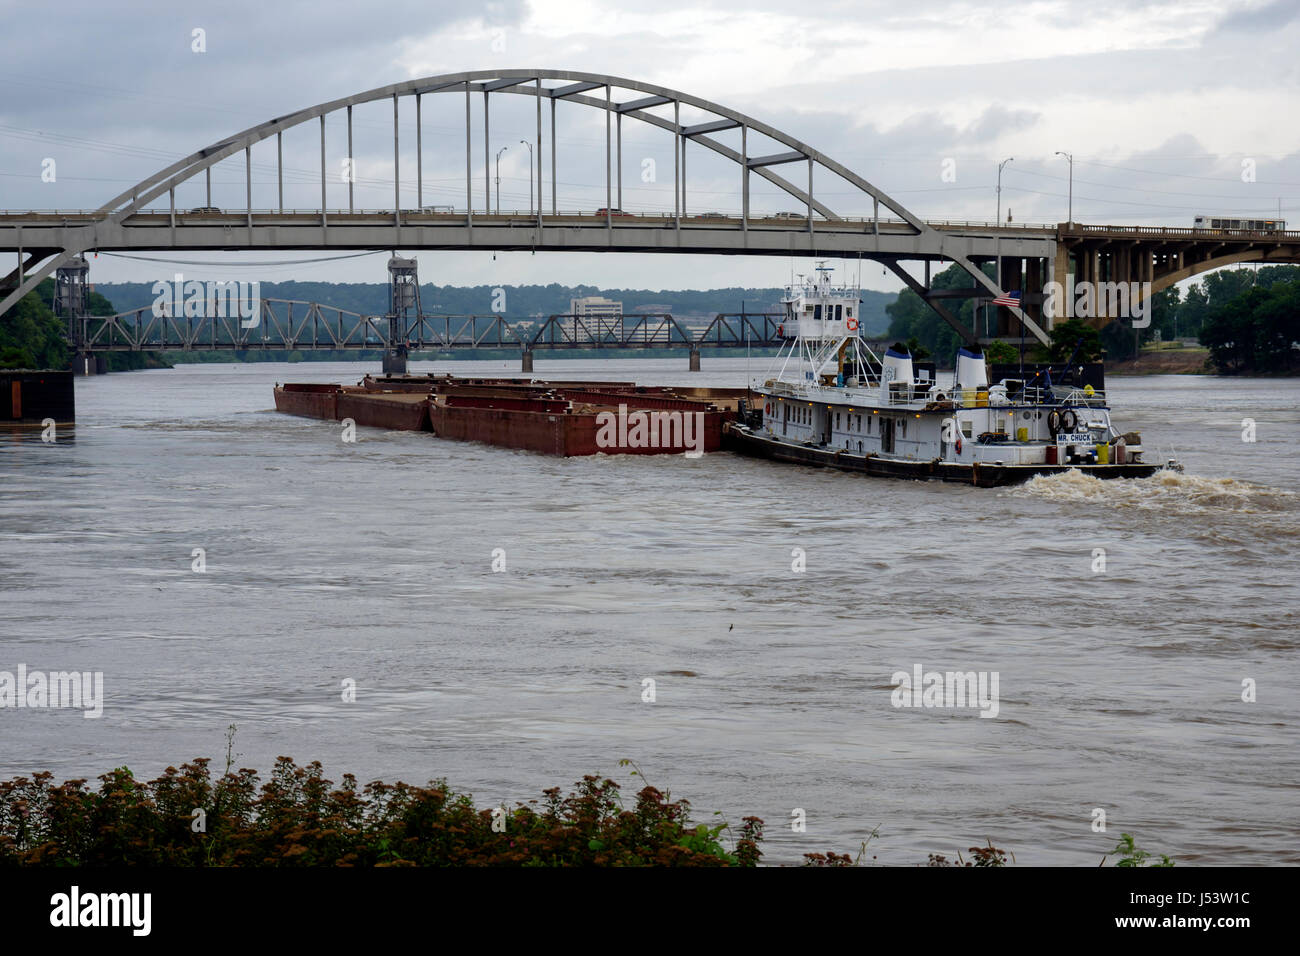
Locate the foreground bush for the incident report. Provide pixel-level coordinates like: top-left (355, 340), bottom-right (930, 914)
top-left (0, 753), bottom-right (1172, 867)
top-left (0, 757), bottom-right (772, 867)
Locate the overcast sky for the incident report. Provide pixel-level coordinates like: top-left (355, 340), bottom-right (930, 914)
top-left (1, 0), bottom-right (1297, 295)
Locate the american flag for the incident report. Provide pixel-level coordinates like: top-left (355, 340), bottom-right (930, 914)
top-left (991, 290), bottom-right (1021, 308)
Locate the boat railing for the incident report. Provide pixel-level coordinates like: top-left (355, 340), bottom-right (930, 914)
top-left (1056, 387), bottom-right (1108, 407)
top-left (883, 384), bottom-right (938, 406)
top-left (993, 383), bottom-right (1104, 407)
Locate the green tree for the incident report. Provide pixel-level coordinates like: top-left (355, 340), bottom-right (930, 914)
top-left (0, 280), bottom-right (69, 369)
top-left (1178, 283), bottom-right (1211, 340)
top-left (983, 340), bottom-right (1019, 364)
top-left (1200, 280), bottom-right (1300, 374)
top-left (1046, 318), bottom-right (1103, 363)
top-left (885, 263), bottom-right (988, 366)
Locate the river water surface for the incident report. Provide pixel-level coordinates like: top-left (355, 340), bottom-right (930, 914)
top-left (1, 358), bottom-right (1297, 865)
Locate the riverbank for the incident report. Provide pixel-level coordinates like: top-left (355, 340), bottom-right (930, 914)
top-left (1108, 348), bottom-right (1212, 375)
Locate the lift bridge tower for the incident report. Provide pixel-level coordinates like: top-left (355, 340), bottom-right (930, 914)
top-left (384, 256), bottom-right (421, 375)
top-left (54, 256), bottom-right (103, 375)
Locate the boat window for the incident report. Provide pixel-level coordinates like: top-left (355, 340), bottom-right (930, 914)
top-left (835, 304), bottom-right (843, 322)
top-left (961, 420), bottom-right (973, 438)
top-left (813, 304), bottom-right (822, 321)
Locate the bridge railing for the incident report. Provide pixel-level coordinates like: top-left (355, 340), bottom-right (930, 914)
top-left (1066, 223), bottom-right (1300, 239)
top-left (0, 208), bottom-right (1060, 230)
top-left (19, 208), bottom-right (1300, 238)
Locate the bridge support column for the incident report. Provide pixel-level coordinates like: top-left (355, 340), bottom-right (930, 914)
top-left (71, 351), bottom-right (104, 376)
top-left (1051, 244), bottom-right (1072, 329)
top-left (521, 349), bottom-right (534, 373)
top-left (688, 347), bottom-right (701, 372)
top-left (54, 257), bottom-right (99, 374)
top-left (1024, 257), bottom-right (1045, 334)
top-left (999, 257), bottom-right (1023, 336)
top-left (382, 348), bottom-right (408, 375)
top-left (382, 256), bottom-right (420, 376)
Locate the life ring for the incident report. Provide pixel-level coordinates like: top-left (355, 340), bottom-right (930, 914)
top-left (955, 437), bottom-right (963, 455)
top-left (1047, 410), bottom-right (1062, 435)
top-left (846, 317), bottom-right (858, 331)
top-left (1060, 409), bottom-right (1078, 433)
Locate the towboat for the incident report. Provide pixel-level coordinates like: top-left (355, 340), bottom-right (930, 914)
top-left (724, 263), bottom-right (1182, 487)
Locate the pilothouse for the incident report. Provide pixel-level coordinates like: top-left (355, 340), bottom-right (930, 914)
top-left (724, 263), bottom-right (1181, 486)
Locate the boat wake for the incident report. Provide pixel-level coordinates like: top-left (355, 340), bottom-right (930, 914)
top-left (1010, 468), bottom-right (1297, 514)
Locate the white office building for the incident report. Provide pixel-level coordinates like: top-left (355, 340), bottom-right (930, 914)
top-left (570, 295), bottom-right (623, 334)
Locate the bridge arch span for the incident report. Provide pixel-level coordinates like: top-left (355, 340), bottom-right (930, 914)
top-left (2, 69), bottom-right (1045, 344)
top-left (1082, 247), bottom-right (1300, 330)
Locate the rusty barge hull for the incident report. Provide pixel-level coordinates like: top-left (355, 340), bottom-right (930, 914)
top-left (273, 376), bottom-right (742, 456)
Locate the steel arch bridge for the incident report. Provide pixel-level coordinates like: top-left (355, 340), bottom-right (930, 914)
top-left (0, 68), bottom-right (1057, 346)
top-left (3, 69), bottom-right (1299, 349)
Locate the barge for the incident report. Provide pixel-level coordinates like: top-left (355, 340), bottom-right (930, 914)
top-left (274, 375), bottom-right (747, 457)
top-left (724, 263), bottom-right (1182, 487)
top-left (2, 370), bottom-right (75, 428)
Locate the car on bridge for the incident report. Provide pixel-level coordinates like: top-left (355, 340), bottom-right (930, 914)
top-left (594, 207), bottom-right (633, 217)
top-left (187, 206), bottom-right (222, 214)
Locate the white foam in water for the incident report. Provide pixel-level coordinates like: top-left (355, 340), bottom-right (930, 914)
top-left (1011, 468), bottom-right (1298, 514)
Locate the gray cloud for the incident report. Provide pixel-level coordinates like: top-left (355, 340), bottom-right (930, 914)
top-left (0, 0), bottom-right (1294, 291)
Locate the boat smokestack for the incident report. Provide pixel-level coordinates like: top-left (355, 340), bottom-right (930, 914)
top-left (955, 347), bottom-right (988, 389)
top-left (880, 346), bottom-right (914, 401)
top-left (881, 347), bottom-right (914, 386)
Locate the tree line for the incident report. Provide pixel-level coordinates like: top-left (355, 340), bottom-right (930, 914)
top-left (884, 262), bottom-right (1300, 373)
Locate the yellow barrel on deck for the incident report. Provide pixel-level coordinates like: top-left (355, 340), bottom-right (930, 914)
top-left (1096, 442), bottom-right (1110, 464)
top-left (976, 390), bottom-right (989, 407)
top-left (961, 388), bottom-right (976, 407)
top-left (1016, 427), bottom-right (1028, 442)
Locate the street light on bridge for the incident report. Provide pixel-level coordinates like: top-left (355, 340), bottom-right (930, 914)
top-left (993, 156), bottom-right (1014, 340)
top-left (519, 140), bottom-right (534, 215)
top-left (996, 156), bottom-right (1014, 226)
top-left (1055, 151), bottom-right (1073, 226)
top-left (495, 146), bottom-right (509, 214)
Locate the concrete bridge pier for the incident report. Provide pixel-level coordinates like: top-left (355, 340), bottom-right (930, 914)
top-left (382, 347), bottom-right (407, 375)
top-left (71, 351), bottom-right (105, 375)
top-left (689, 347), bottom-right (701, 372)
top-left (521, 349), bottom-right (534, 373)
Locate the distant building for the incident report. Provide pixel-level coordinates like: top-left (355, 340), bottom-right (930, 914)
top-left (570, 295), bottom-right (623, 321)
top-left (570, 295), bottom-right (623, 336)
